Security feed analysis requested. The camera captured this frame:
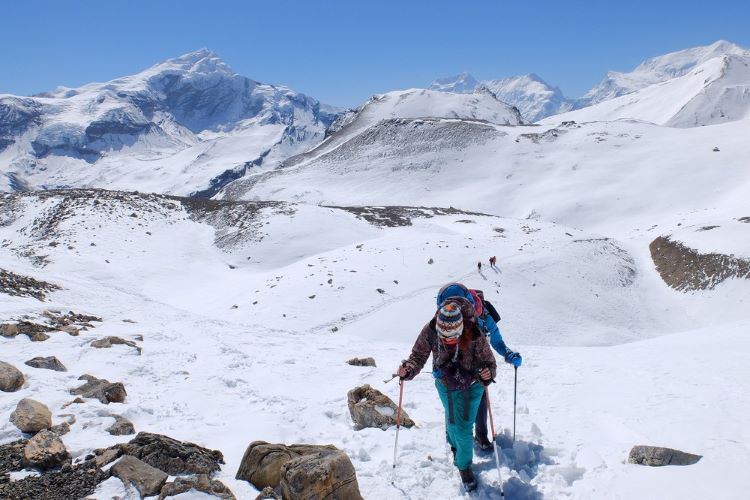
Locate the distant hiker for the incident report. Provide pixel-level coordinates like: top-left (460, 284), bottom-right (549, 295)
top-left (397, 296), bottom-right (496, 492)
top-left (477, 261), bottom-right (482, 272)
top-left (489, 256), bottom-right (497, 268)
top-left (434, 284), bottom-right (521, 451)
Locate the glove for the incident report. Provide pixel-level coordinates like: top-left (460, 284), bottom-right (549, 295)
top-left (397, 363), bottom-right (413, 380)
top-left (504, 351), bottom-right (522, 368)
top-left (477, 367), bottom-right (493, 385)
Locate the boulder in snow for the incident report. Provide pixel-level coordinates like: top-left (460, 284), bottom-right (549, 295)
top-left (628, 445), bottom-right (702, 466)
top-left (106, 415), bottom-right (135, 436)
top-left (347, 384), bottom-right (415, 430)
top-left (346, 357), bottom-right (376, 367)
top-left (280, 447), bottom-right (364, 500)
top-left (70, 374), bottom-right (127, 404)
top-left (235, 441), bottom-right (363, 499)
top-left (23, 430), bottom-right (71, 470)
top-left (25, 356), bottom-right (67, 372)
top-left (0, 361), bottom-right (25, 392)
top-left (111, 455), bottom-right (168, 497)
top-left (10, 398), bottom-right (52, 433)
top-left (90, 336), bottom-right (142, 354)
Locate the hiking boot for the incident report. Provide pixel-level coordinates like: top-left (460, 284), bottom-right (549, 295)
top-left (459, 467), bottom-right (477, 492)
top-left (474, 434), bottom-right (493, 451)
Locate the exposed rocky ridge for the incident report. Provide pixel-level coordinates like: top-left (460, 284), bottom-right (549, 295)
top-left (323, 205), bottom-right (493, 228)
top-left (0, 269), bottom-right (60, 300)
top-left (650, 236), bottom-right (750, 291)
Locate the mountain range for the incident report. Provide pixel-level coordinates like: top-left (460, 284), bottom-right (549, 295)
top-left (1, 40), bottom-right (749, 198)
top-left (431, 40), bottom-right (750, 122)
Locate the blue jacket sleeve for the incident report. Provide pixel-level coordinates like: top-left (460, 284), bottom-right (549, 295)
top-left (484, 314), bottom-right (509, 356)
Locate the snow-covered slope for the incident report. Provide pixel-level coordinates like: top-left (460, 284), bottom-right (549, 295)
top-left (547, 54), bottom-right (750, 127)
top-left (578, 40), bottom-right (750, 107)
top-left (224, 116), bottom-right (750, 240)
top-left (1, 189), bottom-right (748, 499)
top-left (0, 50), bottom-right (338, 197)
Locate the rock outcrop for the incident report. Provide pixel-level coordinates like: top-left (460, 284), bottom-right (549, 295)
top-left (70, 374), bottom-right (127, 404)
top-left (0, 361), bottom-right (25, 392)
top-left (23, 430), bottom-right (71, 470)
top-left (116, 432), bottom-right (224, 476)
top-left (347, 384), bottom-right (415, 430)
top-left (24, 356), bottom-right (67, 372)
top-left (111, 455), bottom-right (168, 497)
top-left (628, 445), bottom-right (702, 466)
top-left (10, 398), bottom-right (52, 433)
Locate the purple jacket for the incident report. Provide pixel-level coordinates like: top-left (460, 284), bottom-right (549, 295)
top-left (402, 318), bottom-right (497, 390)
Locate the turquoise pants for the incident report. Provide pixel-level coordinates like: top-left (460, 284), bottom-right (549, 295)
top-left (435, 380), bottom-right (485, 470)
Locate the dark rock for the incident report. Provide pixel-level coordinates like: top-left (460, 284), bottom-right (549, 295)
top-left (346, 357), bottom-right (376, 367)
top-left (23, 430), bottom-right (71, 470)
top-left (0, 458), bottom-right (108, 500)
top-left (93, 447), bottom-right (123, 468)
top-left (0, 269), bottom-right (61, 301)
top-left (70, 374), bottom-right (127, 404)
top-left (280, 448), bottom-right (364, 500)
top-left (10, 398), bottom-right (52, 433)
top-left (157, 474), bottom-right (236, 499)
top-left (117, 432), bottom-right (224, 476)
top-left (0, 361), bottom-right (25, 392)
top-left (347, 384), bottom-right (415, 430)
top-left (428, 258), bottom-right (434, 264)
top-left (111, 455), bottom-right (168, 497)
top-left (0, 439), bottom-right (26, 476)
top-left (628, 445), bottom-right (702, 466)
top-left (24, 356), bottom-right (67, 372)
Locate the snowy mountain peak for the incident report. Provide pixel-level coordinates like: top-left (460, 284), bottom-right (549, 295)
top-left (429, 72), bottom-right (479, 93)
top-left (579, 40), bottom-right (750, 106)
top-left (144, 48), bottom-right (237, 80)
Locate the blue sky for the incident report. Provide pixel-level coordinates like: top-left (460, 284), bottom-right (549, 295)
top-left (3, 0), bottom-right (749, 107)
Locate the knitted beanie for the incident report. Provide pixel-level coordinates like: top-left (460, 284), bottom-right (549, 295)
top-left (436, 302), bottom-right (463, 343)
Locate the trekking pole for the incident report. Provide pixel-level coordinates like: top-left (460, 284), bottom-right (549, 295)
top-left (513, 366), bottom-right (518, 442)
top-left (484, 386), bottom-right (505, 497)
top-left (392, 379), bottom-right (405, 475)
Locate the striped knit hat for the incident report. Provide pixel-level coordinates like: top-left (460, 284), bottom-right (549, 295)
top-left (435, 301), bottom-right (463, 344)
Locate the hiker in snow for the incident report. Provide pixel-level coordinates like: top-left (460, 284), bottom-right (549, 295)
top-left (435, 283), bottom-right (522, 451)
top-left (397, 297), bottom-right (496, 492)
top-left (477, 261), bottom-right (482, 272)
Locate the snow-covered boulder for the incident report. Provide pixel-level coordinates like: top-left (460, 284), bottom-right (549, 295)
top-left (110, 455), bottom-right (168, 497)
top-left (347, 384), bottom-right (415, 430)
